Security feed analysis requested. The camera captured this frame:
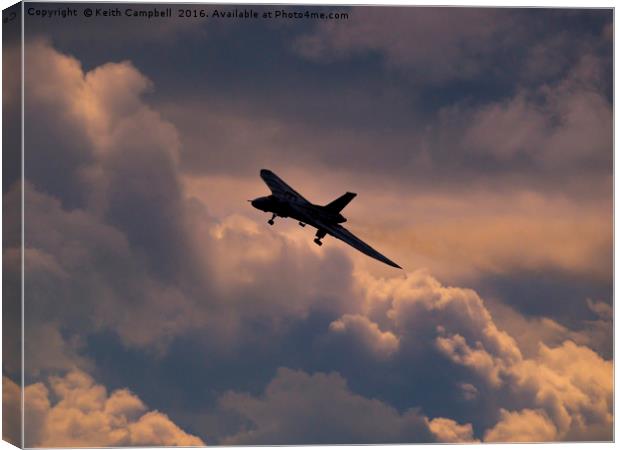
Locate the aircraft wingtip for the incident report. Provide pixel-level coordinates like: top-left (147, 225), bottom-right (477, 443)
top-left (385, 259), bottom-right (402, 269)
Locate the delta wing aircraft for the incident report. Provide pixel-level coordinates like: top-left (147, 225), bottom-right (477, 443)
top-left (250, 169), bottom-right (402, 269)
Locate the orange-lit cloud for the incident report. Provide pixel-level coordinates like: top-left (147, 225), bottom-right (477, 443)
top-left (484, 409), bottom-right (557, 442)
top-left (14, 371), bottom-right (204, 447)
top-left (328, 314), bottom-right (399, 358)
top-left (343, 270), bottom-right (613, 441)
top-left (427, 417), bottom-right (478, 443)
top-left (3, 377), bottom-right (21, 446)
top-left (184, 167), bottom-right (611, 285)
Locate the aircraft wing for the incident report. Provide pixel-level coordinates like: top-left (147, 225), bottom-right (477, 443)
top-left (260, 169), bottom-right (311, 204)
top-left (318, 221), bottom-right (402, 269)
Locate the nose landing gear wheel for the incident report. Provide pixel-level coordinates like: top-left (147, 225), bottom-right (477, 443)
top-left (314, 238), bottom-right (323, 246)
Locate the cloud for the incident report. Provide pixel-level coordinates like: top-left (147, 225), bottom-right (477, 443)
top-left (363, 188), bottom-right (610, 285)
top-left (366, 271), bottom-right (522, 369)
top-left (3, 43), bottom-right (20, 110)
top-left (21, 41), bottom-right (359, 365)
top-left (19, 181), bottom-right (200, 356)
top-left (576, 299), bottom-right (613, 358)
top-left (328, 314), bottom-right (399, 358)
top-left (458, 382), bottom-right (479, 401)
top-left (19, 176), bottom-right (358, 367)
top-left (201, 212), bottom-right (356, 331)
top-left (484, 408), bottom-right (557, 442)
top-left (23, 323), bottom-right (93, 376)
top-left (508, 341), bottom-right (613, 440)
top-left (18, 35), bottom-right (612, 446)
top-left (435, 319), bottom-right (613, 441)
top-left (138, 265), bottom-right (608, 444)
top-left (25, 37), bottom-right (193, 279)
top-left (460, 54), bottom-right (612, 169)
top-left (294, 8), bottom-right (512, 83)
top-left (128, 412), bottom-right (204, 447)
top-left (180, 135), bottom-right (611, 287)
top-left (428, 417), bottom-right (477, 443)
top-left (161, 12), bottom-right (612, 196)
top-left (436, 334), bottom-right (505, 388)
top-left (219, 367), bottom-right (470, 444)
top-left (161, 31), bottom-right (611, 288)
top-left (521, 33), bottom-right (574, 82)
top-left (345, 270), bottom-right (612, 441)
top-left (163, 95), bottom-right (427, 185)
top-left (295, 9), bottom-right (611, 90)
top-left (23, 370), bottom-right (204, 447)
top-left (587, 298), bottom-right (612, 320)
top-left (3, 377), bottom-right (21, 446)
top-left (485, 297), bottom-right (612, 360)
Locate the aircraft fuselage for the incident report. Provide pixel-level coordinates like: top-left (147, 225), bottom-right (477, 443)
top-left (251, 195), bottom-right (347, 227)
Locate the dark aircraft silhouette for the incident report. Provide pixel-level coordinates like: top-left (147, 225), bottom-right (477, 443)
top-left (250, 169), bottom-right (402, 269)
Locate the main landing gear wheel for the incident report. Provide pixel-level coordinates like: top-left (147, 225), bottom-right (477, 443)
top-left (314, 229), bottom-right (326, 246)
top-left (268, 214), bottom-right (276, 225)
top-left (299, 222), bottom-right (306, 227)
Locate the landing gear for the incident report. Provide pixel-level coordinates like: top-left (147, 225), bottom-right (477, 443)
top-left (314, 229), bottom-right (326, 246)
top-left (268, 214), bottom-right (276, 225)
top-left (299, 222), bottom-right (306, 227)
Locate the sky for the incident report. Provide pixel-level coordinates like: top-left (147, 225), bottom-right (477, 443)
top-left (2, 3), bottom-right (613, 446)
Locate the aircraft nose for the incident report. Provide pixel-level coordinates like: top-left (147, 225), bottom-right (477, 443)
top-left (250, 197), bottom-right (266, 210)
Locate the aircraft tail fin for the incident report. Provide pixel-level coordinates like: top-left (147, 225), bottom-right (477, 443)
top-left (324, 192), bottom-right (357, 212)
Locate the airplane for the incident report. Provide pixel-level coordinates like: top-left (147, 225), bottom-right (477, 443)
top-left (250, 169), bottom-right (402, 269)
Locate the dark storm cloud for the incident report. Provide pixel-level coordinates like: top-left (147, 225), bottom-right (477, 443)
top-left (474, 269), bottom-right (613, 337)
top-left (27, 5), bottom-right (612, 188)
top-left (218, 368), bottom-right (437, 444)
top-left (144, 8), bottom-right (611, 207)
top-left (3, 41), bottom-right (22, 192)
top-left (163, 46), bottom-right (612, 191)
top-left (294, 8), bottom-right (612, 86)
top-left (295, 7), bottom-right (515, 83)
top-left (24, 38), bottom-right (201, 280)
top-left (22, 40), bottom-right (359, 358)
